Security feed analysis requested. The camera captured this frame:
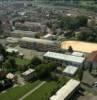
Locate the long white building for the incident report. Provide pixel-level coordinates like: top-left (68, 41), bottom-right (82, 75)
top-left (44, 51), bottom-right (85, 67)
top-left (50, 79), bottom-right (80, 100)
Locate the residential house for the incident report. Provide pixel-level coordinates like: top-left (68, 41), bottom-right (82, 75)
top-left (86, 51), bottom-right (97, 69)
top-left (22, 69), bottom-right (35, 81)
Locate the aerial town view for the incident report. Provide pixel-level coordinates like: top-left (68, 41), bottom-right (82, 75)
top-left (1, 0), bottom-right (97, 100)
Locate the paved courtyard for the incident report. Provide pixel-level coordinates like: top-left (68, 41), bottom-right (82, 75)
top-left (78, 93), bottom-right (97, 100)
top-left (15, 45), bottom-right (45, 59)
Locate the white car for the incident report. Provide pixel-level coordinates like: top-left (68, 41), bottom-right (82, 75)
top-left (93, 82), bottom-right (97, 87)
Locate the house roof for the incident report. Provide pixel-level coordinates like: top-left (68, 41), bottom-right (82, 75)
top-left (87, 51), bottom-right (97, 62)
top-left (22, 68), bottom-right (35, 76)
top-left (6, 73), bottom-right (15, 79)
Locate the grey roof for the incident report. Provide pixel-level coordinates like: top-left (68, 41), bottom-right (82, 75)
top-left (44, 51), bottom-right (85, 64)
top-left (11, 30), bottom-right (37, 35)
top-left (21, 37), bottom-right (57, 45)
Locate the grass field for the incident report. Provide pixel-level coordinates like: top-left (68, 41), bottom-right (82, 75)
top-left (16, 58), bottom-right (30, 65)
top-left (24, 78), bottom-right (68, 100)
top-left (0, 80), bottom-right (41, 100)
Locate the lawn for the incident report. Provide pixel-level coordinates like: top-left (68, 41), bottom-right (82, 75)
top-left (16, 58), bottom-right (30, 65)
top-left (0, 80), bottom-right (41, 100)
top-left (24, 78), bottom-right (68, 100)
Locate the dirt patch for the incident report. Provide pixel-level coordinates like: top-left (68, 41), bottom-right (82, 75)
top-left (61, 41), bottom-right (97, 53)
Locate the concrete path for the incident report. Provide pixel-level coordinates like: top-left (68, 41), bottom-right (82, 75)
top-left (19, 81), bottom-right (46, 100)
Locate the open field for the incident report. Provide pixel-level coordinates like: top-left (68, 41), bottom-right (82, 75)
top-left (61, 40), bottom-right (97, 53)
top-left (24, 81), bottom-right (57, 100)
top-left (24, 78), bottom-right (68, 100)
top-left (16, 58), bottom-right (30, 65)
top-left (0, 78), bottom-right (68, 100)
top-left (0, 80), bottom-right (41, 100)
top-left (15, 46), bottom-right (44, 59)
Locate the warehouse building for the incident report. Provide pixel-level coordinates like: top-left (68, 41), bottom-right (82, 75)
top-left (50, 79), bottom-right (80, 100)
top-left (44, 51), bottom-right (85, 67)
top-left (20, 37), bottom-right (59, 52)
top-left (10, 30), bottom-right (38, 38)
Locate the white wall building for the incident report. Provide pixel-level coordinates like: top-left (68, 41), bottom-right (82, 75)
top-left (50, 79), bottom-right (80, 100)
top-left (44, 51), bottom-right (85, 67)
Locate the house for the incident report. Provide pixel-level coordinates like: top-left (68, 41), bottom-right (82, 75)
top-left (6, 73), bottom-right (15, 80)
top-left (63, 65), bottom-right (78, 76)
top-left (86, 51), bottom-right (97, 69)
top-left (50, 79), bottom-right (80, 100)
top-left (6, 48), bottom-right (19, 54)
top-left (22, 69), bottom-right (35, 81)
top-left (44, 51), bottom-right (85, 67)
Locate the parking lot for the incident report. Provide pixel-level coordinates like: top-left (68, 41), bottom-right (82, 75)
top-left (15, 45), bottom-right (45, 59)
top-left (78, 93), bottom-right (97, 100)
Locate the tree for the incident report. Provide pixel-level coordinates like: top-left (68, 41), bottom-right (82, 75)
top-left (35, 62), bottom-right (56, 79)
top-left (88, 62), bottom-right (93, 73)
top-left (2, 57), bottom-right (17, 72)
top-left (30, 57), bottom-right (42, 68)
top-left (58, 15), bottom-right (88, 30)
top-left (68, 46), bottom-right (73, 53)
top-left (78, 68), bottom-right (84, 81)
top-left (0, 44), bottom-right (7, 58)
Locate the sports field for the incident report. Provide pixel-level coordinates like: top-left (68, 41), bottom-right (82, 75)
top-left (61, 40), bottom-right (97, 53)
top-left (0, 80), bottom-right (41, 100)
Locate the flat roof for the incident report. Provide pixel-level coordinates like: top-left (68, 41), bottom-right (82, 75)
top-left (43, 34), bottom-right (52, 38)
top-left (72, 52), bottom-right (84, 57)
top-left (61, 40), bottom-right (97, 53)
top-left (11, 30), bottom-right (37, 35)
top-left (21, 37), bottom-right (57, 45)
top-left (6, 48), bottom-right (18, 53)
top-left (50, 79), bottom-right (80, 100)
top-left (44, 51), bottom-right (85, 64)
top-left (63, 65), bottom-right (78, 76)
top-left (22, 68), bottom-right (35, 76)
top-left (6, 73), bottom-right (15, 79)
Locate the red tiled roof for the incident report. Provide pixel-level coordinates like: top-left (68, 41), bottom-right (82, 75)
top-left (87, 51), bottom-right (97, 62)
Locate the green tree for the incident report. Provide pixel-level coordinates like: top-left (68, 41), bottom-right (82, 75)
top-left (30, 57), bottom-right (42, 68)
top-left (0, 44), bottom-right (7, 58)
top-left (78, 68), bottom-right (84, 81)
top-left (2, 57), bottom-right (17, 72)
top-left (88, 62), bottom-right (93, 73)
top-left (68, 46), bottom-right (73, 53)
top-left (35, 62), bottom-right (56, 79)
